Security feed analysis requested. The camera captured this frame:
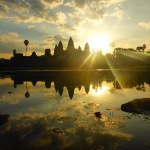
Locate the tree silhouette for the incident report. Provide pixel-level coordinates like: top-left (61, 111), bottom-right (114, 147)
top-left (24, 40), bottom-right (29, 56)
top-left (13, 49), bottom-right (16, 56)
top-left (25, 91), bottom-right (30, 98)
top-left (25, 82), bottom-right (30, 98)
top-left (31, 52), bottom-right (37, 57)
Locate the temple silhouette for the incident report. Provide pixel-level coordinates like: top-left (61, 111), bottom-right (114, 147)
top-left (1, 70), bottom-right (149, 99)
top-left (0, 37), bottom-right (150, 69)
top-left (9, 37), bottom-right (103, 69)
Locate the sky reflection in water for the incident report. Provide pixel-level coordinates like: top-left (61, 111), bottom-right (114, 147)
top-left (0, 70), bottom-right (150, 150)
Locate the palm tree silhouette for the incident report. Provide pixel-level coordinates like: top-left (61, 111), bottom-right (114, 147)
top-left (24, 40), bottom-right (29, 56)
top-left (25, 81), bottom-right (30, 98)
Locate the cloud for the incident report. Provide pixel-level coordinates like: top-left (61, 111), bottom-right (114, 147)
top-left (138, 22), bottom-right (150, 29)
top-left (28, 25), bottom-right (35, 29)
top-left (48, 12), bottom-right (66, 25)
top-left (0, 0), bottom-right (124, 28)
top-left (0, 4), bottom-right (9, 19)
top-left (68, 12), bottom-right (86, 26)
top-left (10, 12), bottom-right (66, 25)
top-left (42, 0), bottom-right (64, 8)
top-left (44, 35), bottom-right (68, 44)
top-left (2, 0), bottom-right (63, 13)
top-left (9, 15), bottom-right (44, 23)
top-left (112, 7), bottom-right (124, 19)
top-left (58, 24), bottom-right (76, 35)
top-left (0, 32), bottom-right (22, 53)
top-left (66, 0), bottom-right (104, 19)
top-left (0, 32), bottom-right (18, 40)
top-left (104, 7), bottom-right (124, 19)
top-left (74, 0), bottom-right (88, 8)
top-left (0, 0), bottom-right (65, 25)
top-left (1, 0), bottom-right (30, 13)
top-left (65, 0), bottom-right (124, 31)
top-left (66, 0), bottom-right (125, 9)
top-left (29, 0), bottom-right (46, 15)
top-left (102, 0), bottom-right (125, 7)
top-left (0, 32), bottom-right (53, 57)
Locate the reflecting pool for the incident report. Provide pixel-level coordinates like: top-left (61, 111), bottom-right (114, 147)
top-left (0, 70), bottom-right (150, 150)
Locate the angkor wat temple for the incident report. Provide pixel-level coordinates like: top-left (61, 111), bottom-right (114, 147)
top-left (1, 37), bottom-right (150, 69)
top-left (9, 37), bottom-right (103, 69)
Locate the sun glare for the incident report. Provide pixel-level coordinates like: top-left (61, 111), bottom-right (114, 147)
top-left (89, 35), bottom-right (111, 53)
top-left (91, 86), bottom-right (108, 96)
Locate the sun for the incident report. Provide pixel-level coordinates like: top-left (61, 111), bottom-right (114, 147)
top-left (88, 35), bottom-right (111, 53)
top-left (91, 85), bottom-right (108, 96)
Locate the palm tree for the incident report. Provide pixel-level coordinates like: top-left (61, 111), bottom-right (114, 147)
top-left (25, 82), bottom-right (30, 98)
top-left (24, 40), bottom-right (29, 56)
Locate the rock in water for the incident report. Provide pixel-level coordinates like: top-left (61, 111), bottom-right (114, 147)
top-left (121, 98), bottom-right (150, 114)
top-left (94, 111), bottom-right (102, 118)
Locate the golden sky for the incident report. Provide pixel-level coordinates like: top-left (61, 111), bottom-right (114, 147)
top-left (0, 0), bottom-right (150, 58)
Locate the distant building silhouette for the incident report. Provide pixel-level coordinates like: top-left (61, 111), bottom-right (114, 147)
top-left (45, 49), bottom-right (51, 57)
top-left (1, 37), bottom-right (149, 69)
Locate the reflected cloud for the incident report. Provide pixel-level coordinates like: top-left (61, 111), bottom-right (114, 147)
top-left (0, 111), bottom-right (133, 150)
top-left (0, 70), bottom-right (150, 149)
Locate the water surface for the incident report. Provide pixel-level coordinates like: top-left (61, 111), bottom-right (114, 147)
top-left (0, 70), bottom-right (150, 150)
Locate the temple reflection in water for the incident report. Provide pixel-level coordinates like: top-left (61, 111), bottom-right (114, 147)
top-left (1, 69), bottom-right (150, 150)
top-left (1, 70), bottom-right (150, 99)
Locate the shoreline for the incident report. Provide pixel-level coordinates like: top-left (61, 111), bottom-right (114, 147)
top-left (1, 66), bottom-right (150, 73)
